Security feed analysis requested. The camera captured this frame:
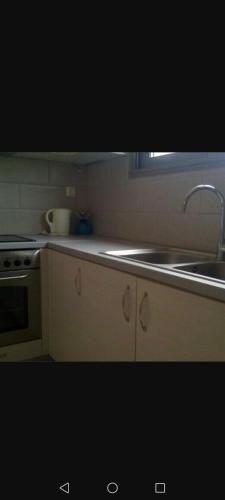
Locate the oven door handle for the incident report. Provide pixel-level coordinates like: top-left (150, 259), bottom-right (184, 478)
top-left (0, 274), bottom-right (28, 281)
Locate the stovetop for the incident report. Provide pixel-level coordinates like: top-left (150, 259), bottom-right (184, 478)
top-left (0, 235), bottom-right (35, 242)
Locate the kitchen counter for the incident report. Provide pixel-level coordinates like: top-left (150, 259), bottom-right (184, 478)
top-left (1, 233), bottom-right (225, 303)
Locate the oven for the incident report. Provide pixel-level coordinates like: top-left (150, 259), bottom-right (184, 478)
top-left (0, 250), bottom-right (41, 348)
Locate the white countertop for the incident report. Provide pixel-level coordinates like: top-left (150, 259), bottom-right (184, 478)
top-left (1, 233), bottom-right (225, 303)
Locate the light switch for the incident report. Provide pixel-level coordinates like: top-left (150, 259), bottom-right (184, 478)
top-left (65, 186), bottom-right (76, 198)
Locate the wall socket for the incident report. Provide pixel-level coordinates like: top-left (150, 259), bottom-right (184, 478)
top-left (65, 186), bottom-right (76, 198)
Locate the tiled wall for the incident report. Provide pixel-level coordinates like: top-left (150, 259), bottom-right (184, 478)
top-left (0, 157), bottom-right (87, 234)
top-left (87, 155), bottom-right (225, 253)
top-left (1, 154), bottom-right (225, 251)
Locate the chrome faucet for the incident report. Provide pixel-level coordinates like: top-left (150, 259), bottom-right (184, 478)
top-left (183, 184), bottom-right (225, 261)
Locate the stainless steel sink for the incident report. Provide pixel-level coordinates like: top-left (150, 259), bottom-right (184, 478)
top-left (102, 249), bottom-right (209, 265)
top-left (174, 262), bottom-right (225, 281)
top-left (119, 251), bottom-right (209, 265)
top-left (102, 247), bottom-right (225, 282)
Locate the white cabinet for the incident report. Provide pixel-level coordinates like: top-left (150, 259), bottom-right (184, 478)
top-left (45, 249), bottom-right (225, 361)
top-left (48, 250), bottom-right (84, 361)
top-left (81, 260), bottom-right (136, 361)
top-left (48, 250), bottom-right (136, 361)
top-left (136, 277), bottom-right (225, 361)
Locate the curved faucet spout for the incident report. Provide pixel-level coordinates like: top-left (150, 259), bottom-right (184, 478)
top-left (183, 184), bottom-right (225, 260)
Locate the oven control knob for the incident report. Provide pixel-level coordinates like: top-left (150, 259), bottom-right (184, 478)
top-left (14, 260), bottom-right (21, 266)
top-left (24, 258), bottom-right (31, 266)
top-left (4, 260), bottom-right (11, 267)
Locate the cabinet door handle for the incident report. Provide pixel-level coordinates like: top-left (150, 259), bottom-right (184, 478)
top-left (139, 292), bottom-right (148, 332)
top-left (74, 268), bottom-right (81, 296)
top-left (122, 285), bottom-right (130, 322)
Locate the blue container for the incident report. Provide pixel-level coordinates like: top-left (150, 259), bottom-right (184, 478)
top-left (75, 218), bottom-right (92, 235)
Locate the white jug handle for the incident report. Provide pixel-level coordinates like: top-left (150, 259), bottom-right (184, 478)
top-left (45, 209), bottom-right (54, 232)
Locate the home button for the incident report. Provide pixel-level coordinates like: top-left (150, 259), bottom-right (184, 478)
top-left (106, 482), bottom-right (119, 494)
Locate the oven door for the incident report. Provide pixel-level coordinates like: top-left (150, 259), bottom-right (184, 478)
top-left (0, 269), bottom-right (41, 347)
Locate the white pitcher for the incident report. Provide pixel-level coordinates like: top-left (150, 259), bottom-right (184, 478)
top-left (45, 208), bottom-right (71, 236)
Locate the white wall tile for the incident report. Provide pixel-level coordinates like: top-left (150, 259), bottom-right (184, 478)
top-left (139, 172), bottom-right (201, 213)
top-left (87, 157), bottom-right (225, 253)
top-left (0, 157), bottom-right (49, 184)
top-left (20, 185), bottom-right (75, 210)
top-left (48, 162), bottom-right (77, 185)
top-left (0, 184), bottom-right (19, 208)
top-left (0, 157), bottom-right (88, 234)
top-left (0, 210), bottom-right (44, 234)
top-left (200, 166), bottom-right (225, 214)
top-left (0, 153), bottom-right (223, 246)
top-left (75, 182), bottom-right (88, 212)
top-left (87, 156), bottom-right (128, 189)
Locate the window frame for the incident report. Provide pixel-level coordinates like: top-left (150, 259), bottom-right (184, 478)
top-left (129, 152), bottom-right (225, 178)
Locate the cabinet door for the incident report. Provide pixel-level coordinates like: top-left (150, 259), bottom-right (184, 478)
top-left (49, 250), bottom-right (84, 361)
top-left (82, 261), bottom-right (136, 361)
top-left (137, 278), bottom-right (225, 361)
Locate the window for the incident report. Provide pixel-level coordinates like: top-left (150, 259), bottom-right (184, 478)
top-left (129, 152), bottom-right (225, 177)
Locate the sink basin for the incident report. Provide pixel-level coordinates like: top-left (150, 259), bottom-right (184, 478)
top-left (102, 249), bottom-right (209, 265)
top-left (174, 262), bottom-right (225, 281)
top-left (120, 251), bottom-right (208, 265)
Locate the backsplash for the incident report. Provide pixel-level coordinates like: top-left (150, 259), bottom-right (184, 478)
top-left (87, 155), bottom-right (225, 253)
top-left (1, 154), bottom-right (224, 251)
top-left (0, 157), bottom-right (87, 234)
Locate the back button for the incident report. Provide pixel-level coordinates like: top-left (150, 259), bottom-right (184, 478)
top-left (59, 482), bottom-right (70, 494)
